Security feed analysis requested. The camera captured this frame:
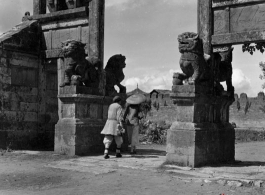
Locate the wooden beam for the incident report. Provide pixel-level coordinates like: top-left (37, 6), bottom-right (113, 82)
top-left (33, 0), bottom-right (46, 15)
top-left (32, 7), bottom-right (86, 22)
top-left (41, 18), bottom-right (88, 31)
top-left (213, 0), bottom-right (265, 8)
top-left (197, 0), bottom-right (212, 54)
top-left (213, 45), bottom-right (231, 53)
top-left (88, 0), bottom-right (105, 66)
top-left (212, 30), bottom-right (265, 45)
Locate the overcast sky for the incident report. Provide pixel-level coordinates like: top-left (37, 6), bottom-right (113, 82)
top-left (0, 0), bottom-right (264, 96)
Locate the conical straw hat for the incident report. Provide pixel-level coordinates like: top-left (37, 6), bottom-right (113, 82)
top-left (126, 94), bottom-right (146, 105)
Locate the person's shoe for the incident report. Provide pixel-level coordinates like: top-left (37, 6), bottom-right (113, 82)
top-left (116, 153), bottom-right (122, 158)
top-left (104, 154), bottom-right (110, 159)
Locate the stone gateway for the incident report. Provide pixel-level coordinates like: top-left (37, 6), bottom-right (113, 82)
top-left (1, 0), bottom-right (263, 167)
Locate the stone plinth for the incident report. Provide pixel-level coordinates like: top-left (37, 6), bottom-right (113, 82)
top-left (55, 86), bottom-right (128, 156)
top-left (166, 85), bottom-right (235, 167)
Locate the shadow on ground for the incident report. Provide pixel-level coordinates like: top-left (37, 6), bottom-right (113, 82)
top-left (215, 160), bottom-right (265, 167)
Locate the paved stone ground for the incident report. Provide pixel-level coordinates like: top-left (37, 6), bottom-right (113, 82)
top-left (0, 142), bottom-right (265, 195)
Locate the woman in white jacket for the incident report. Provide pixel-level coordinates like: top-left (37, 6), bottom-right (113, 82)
top-left (101, 96), bottom-right (124, 159)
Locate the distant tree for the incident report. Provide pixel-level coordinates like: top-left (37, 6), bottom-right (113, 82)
top-left (259, 105), bottom-right (265, 113)
top-left (242, 43), bottom-right (265, 89)
top-left (152, 101), bottom-right (157, 109)
top-left (236, 100), bottom-right (240, 112)
top-left (244, 99), bottom-right (251, 115)
top-left (242, 43), bottom-right (265, 55)
top-left (259, 62), bottom-right (265, 89)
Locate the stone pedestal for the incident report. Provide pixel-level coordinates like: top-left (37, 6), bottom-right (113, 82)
top-left (55, 86), bottom-right (128, 156)
top-left (166, 85), bottom-right (235, 167)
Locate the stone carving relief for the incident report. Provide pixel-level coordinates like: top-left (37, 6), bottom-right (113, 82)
top-left (104, 54), bottom-right (126, 96)
top-left (174, 32), bottom-right (211, 85)
top-left (60, 39), bottom-right (100, 88)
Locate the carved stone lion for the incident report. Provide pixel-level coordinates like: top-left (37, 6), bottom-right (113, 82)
top-left (104, 54), bottom-right (126, 96)
top-left (176, 32), bottom-right (210, 85)
top-left (60, 39), bottom-right (99, 88)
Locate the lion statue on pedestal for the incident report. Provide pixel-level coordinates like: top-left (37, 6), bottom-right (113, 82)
top-left (174, 32), bottom-right (234, 97)
top-left (59, 39), bottom-right (100, 88)
top-left (174, 32), bottom-right (210, 85)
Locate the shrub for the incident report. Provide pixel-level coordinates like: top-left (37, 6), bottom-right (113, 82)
top-left (139, 119), bottom-right (171, 145)
top-left (237, 100), bottom-right (240, 111)
top-left (244, 99), bottom-right (251, 115)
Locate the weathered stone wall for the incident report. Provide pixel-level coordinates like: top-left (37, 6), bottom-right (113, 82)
top-left (150, 93), bottom-right (172, 107)
top-left (38, 59), bottom-right (58, 149)
top-left (0, 50), bottom-right (58, 150)
top-left (146, 90), bottom-right (265, 129)
top-left (230, 93), bottom-right (265, 128)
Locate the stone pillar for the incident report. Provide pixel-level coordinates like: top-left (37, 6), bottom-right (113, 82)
top-left (53, 0), bottom-right (107, 156)
top-left (88, 0), bottom-right (105, 95)
top-left (53, 0), bottom-right (129, 156)
top-left (33, 0), bottom-right (46, 15)
top-left (166, 85), bottom-right (235, 167)
top-left (197, 0), bottom-right (212, 55)
top-left (88, 0), bottom-right (105, 65)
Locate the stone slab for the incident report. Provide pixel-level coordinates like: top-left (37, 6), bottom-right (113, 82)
top-left (59, 85), bottom-right (100, 95)
top-left (166, 127), bottom-right (235, 167)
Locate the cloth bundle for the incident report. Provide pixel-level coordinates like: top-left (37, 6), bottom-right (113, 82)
top-left (117, 122), bottom-right (125, 136)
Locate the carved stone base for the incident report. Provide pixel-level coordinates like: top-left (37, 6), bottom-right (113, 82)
top-left (59, 85), bottom-right (100, 95)
top-left (55, 119), bottom-right (129, 156)
top-left (55, 119), bottom-right (105, 155)
top-left (166, 123), bottom-right (235, 167)
top-left (55, 86), bottom-right (128, 156)
top-left (166, 85), bottom-right (235, 167)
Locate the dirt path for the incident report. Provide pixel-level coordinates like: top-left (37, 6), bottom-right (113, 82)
top-left (0, 143), bottom-right (264, 195)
